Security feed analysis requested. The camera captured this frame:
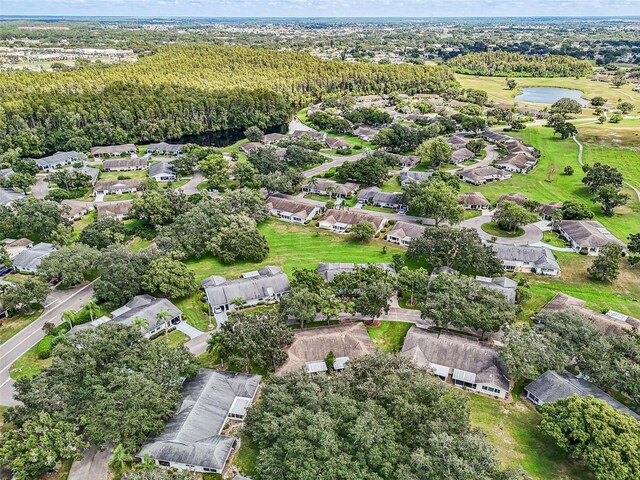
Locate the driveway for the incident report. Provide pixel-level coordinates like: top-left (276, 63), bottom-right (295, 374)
top-left (184, 334), bottom-right (210, 356)
top-left (178, 170), bottom-right (204, 195)
top-left (460, 213), bottom-right (544, 246)
top-left (68, 446), bottom-right (111, 480)
top-left (288, 117), bottom-right (315, 134)
top-left (304, 151), bottom-right (367, 178)
top-left (175, 321), bottom-right (204, 339)
top-left (94, 192), bottom-right (105, 202)
top-left (31, 176), bottom-right (49, 199)
top-left (0, 282), bottom-right (96, 406)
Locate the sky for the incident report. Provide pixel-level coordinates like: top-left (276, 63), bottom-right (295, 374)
top-left (1, 0), bottom-right (639, 18)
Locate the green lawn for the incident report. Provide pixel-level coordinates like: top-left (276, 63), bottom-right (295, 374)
top-left (542, 231), bottom-right (567, 248)
top-left (174, 292), bottom-right (214, 332)
top-left (463, 209), bottom-right (482, 220)
top-left (0, 309), bottom-right (43, 345)
top-left (185, 219), bottom-right (405, 282)
top-left (467, 393), bottom-right (590, 480)
top-left (577, 118), bottom-right (640, 149)
top-left (379, 175), bottom-right (402, 193)
top-left (104, 192), bottom-right (138, 201)
top-left (481, 222), bottom-right (525, 238)
top-left (232, 431), bottom-right (259, 478)
top-left (99, 169), bottom-right (149, 182)
top-left (303, 193), bottom-right (331, 203)
top-left (581, 143), bottom-right (640, 194)
top-left (165, 329), bottom-right (189, 349)
top-left (71, 210), bottom-right (96, 241)
top-left (362, 205), bottom-right (396, 214)
top-left (459, 126), bottom-right (640, 242)
top-left (10, 342), bottom-right (52, 380)
top-left (366, 321), bottom-right (412, 353)
top-left (128, 237), bottom-right (154, 251)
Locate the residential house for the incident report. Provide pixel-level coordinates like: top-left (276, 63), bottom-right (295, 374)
top-left (557, 220), bottom-right (625, 255)
top-left (35, 151), bottom-right (81, 170)
top-left (90, 144), bottom-right (137, 158)
top-left (539, 292), bottom-right (640, 336)
top-left (353, 126), bottom-right (379, 141)
top-left (357, 187), bottom-right (404, 210)
top-left (404, 114), bottom-right (434, 124)
top-left (277, 323), bottom-right (375, 375)
top-left (94, 179), bottom-right (142, 196)
top-left (12, 242), bottom-right (55, 273)
top-left (399, 170), bottom-right (432, 185)
top-left (401, 327), bottom-right (510, 399)
top-left (482, 130), bottom-right (509, 144)
top-left (491, 244), bottom-right (561, 276)
top-left (291, 129), bottom-right (326, 142)
top-left (149, 160), bottom-right (177, 182)
top-left (240, 142), bottom-right (264, 155)
top-left (325, 137), bottom-right (351, 150)
top-left (385, 221), bottom-right (426, 247)
top-left (302, 178), bottom-right (359, 198)
top-left (536, 202), bottom-right (563, 220)
top-left (475, 276), bottom-right (517, 304)
top-left (457, 192), bottom-right (490, 210)
top-left (262, 133), bottom-right (287, 144)
top-left (147, 142), bottom-right (185, 155)
top-left (102, 158), bottom-right (148, 172)
top-left (74, 166), bottom-right (100, 186)
top-left (0, 168), bottom-right (14, 181)
top-left (458, 166), bottom-right (511, 185)
top-left (107, 294), bottom-right (182, 337)
top-left (448, 135), bottom-right (469, 149)
top-left (0, 188), bottom-right (25, 207)
top-left (497, 192), bottom-right (528, 206)
top-left (137, 369), bottom-right (261, 474)
top-left (387, 153), bottom-right (421, 168)
top-left (265, 196), bottom-right (321, 224)
top-left (451, 148), bottom-right (475, 164)
top-left (524, 370), bottom-right (640, 421)
top-left (318, 209), bottom-right (386, 234)
top-left (202, 266), bottom-right (290, 313)
top-left (61, 201), bottom-right (91, 221)
top-left (96, 201), bottom-right (133, 220)
top-left (317, 262), bottom-right (396, 282)
top-left (3, 238), bottom-right (33, 259)
top-left (496, 152), bottom-right (537, 173)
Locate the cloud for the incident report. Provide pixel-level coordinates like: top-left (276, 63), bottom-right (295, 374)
top-left (2, 0), bottom-right (637, 17)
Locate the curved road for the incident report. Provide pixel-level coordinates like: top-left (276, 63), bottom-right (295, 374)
top-left (461, 213), bottom-right (544, 246)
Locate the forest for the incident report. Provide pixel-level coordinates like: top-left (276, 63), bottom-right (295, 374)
top-left (0, 45), bottom-right (457, 156)
top-left (448, 51), bottom-right (594, 77)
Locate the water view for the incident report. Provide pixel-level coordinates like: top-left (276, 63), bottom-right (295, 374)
top-left (516, 86), bottom-right (588, 105)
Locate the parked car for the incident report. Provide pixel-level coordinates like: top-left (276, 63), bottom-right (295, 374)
top-left (0, 266), bottom-right (12, 277)
top-left (48, 277), bottom-right (61, 287)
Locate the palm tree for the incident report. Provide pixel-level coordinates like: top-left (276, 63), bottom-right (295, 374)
top-left (85, 299), bottom-right (98, 322)
top-left (326, 184), bottom-right (336, 201)
top-left (155, 309), bottom-right (170, 341)
top-left (109, 444), bottom-right (132, 478)
top-left (132, 316), bottom-right (149, 332)
top-left (308, 177), bottom-right (319, 191)
top-left (232, 297), bottom-right (245, 310)
top-left (62, 310), bottom-right (75, 330)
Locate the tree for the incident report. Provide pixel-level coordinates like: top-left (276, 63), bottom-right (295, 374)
top-left (247, 146), bottom-right (287, 174)
top-left (539, 396), bottom-right (640, 480)
top-left (279, 287), bottom-right (322, 328)
top-left (506, 78), bottom-right (517, 90)
top-left (618, 101), bottom-right (634, 114)
top-left (232, 160), bottom-right (258, 187)
top-left (284, 145), bottom-right (323, 169)
top-left (594, 184), bottom-right (629, 216)
top-left (47, 170), bottom-right (91, 192)
top-left (461, 115), bottom-right (487, 133)
top-left (290, 268), bottom-right (325, 294)
top-left (552, 120), bottom-right (578, 139)
top-left (408, 227), bottom-right (502, 275)
top-left (354, 278), bottom-right (395, 323)
top-left (0, 244), bottom-right (9, 268)
top-left (215, 311), bottom-right (292, 372)
top-left (10, 198), bottom-right (69, 241)
top-left (493, 200), bottom-right (538, 233)
top-left (416, 138), bottom-right (452, 168)
top-left (38, 244), bottom-right (100, 287)
top-left (372, 123), bottom-right (437, 153)
top-left (259, 170), bottom-right (303, 195)
top-left (421, 274), bottom-right (516, 338)
top-left (244, 126), bottom-right (264, 142)
top-left (210, 215), bottom-right (269, 264)
top-left (0, 278), bottom-right (51, 315)
top-left (350, 221), bottom-right (376, 242)
top-left (0, 412), bottom-right (86, 480)
top-left (598, 114), bottom-right (607, 124)
top-left (588, 243), bottom-right (622, 282)
top-left (551, 98), bottom-right (583, 115)
top-left (561, 200), bottom-right (593, 220)
top-left (78, 216), bottom-right (126, 250)
top-left (4, 172), bottom-right (35, 193)
top-left (396, 267), bottom-right (431, 306)
top-left (335, 155), bottom-right (389, 186)
top-left (611, 71), bottom-right (628, 88)
top-left (405, 180), bottom-right (464, 227)
top-left (141, 257), bottom-right (197, 299)
top-left (130, 189), bottom-right (192, 227)
top-left (198, 152), bottom-right (228, 188)
top-left (583, 162), bottom-right (624, 193)
top-left (563, 165), bottom-right (574, 175)
top-left (7, 324), bottom-right (198, 456)
top-left (628, 233), bottom-right (640, 265)
top-left (498, 324), bottom-right (569, 383)
top-left (590, 96), bottom-right (607, 107)
top-left (609, 112), bottom-right (623, 123)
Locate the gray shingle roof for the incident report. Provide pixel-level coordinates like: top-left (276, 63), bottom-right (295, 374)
top-left (320, 209), bottom-right (385, 230)
top-left (497, 192), bottom-right (528, 205)
top-left (36, 151), bottom-right (80, 168)
top-left (147, 142), bottom-right (185, 155)
top-left (316, 262), bottom-right (395, 282)
top-left (457, 192), bottom-right (490, 207)
top-left (265, 196), bottom-right (317, 219)
top-left (110, 294), bottom-right (182, 333)
top-left (357, 187), bottom-right (403, 205)
top-left (525, 370), bottom-right (640, 421)
top-left (149, 159), bottom-right (176, 178)
top-left (385, 221), bottom-right (426, 241)
top-left (96, 200), bottom-right (132, 218)
top-left (475, 275), bottom-right (517, 304)
top-left (139, 369), bottom-right (261, 470)
top-left (399, 171), bottom-right (432, 185)
top-left (90, 144), bottom-right (136, 156)
top-left (0, 188), bottom-right (25, 206)
top-left (451, 147), bottom-right (474, 163)
top-left (401, 327), bottom-right (510, 391)
top-left (491, 244), bottom-right (560, 272)
top-left (102, 158), bottom-right (148, 170)
top-left (202, 266), bottom-right (290, 308)
top-left (12, 242), bottom-right (55, 271)
top-left (558, 220), bottom-right (625, 248)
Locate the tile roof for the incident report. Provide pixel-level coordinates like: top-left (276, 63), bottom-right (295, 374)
top-left (265, 196), bottom-right (317, 219)
top-left (320, 209), bottom-right (385, 230)
top-left (386, 221), bottom-right (426, 241)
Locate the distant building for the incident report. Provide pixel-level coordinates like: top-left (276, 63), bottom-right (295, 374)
top-left (402, 326), bottom-right (510, 399)
top-left (61, 201), bottom-right (91, 221)
top-left (557, 220), bottom-right (625, 255)
top-left (94, 179), bottom-right (142, 196)
top-left (265, 195), bottom-right (321, 224)
top-left (385, 221), bottom-right (426, 247)
top-left (386, 153), bottom-right (421, 168)
top-left (357, 187), bottom-right (404, 210)
top-left (497, 192), bottom-right (528, 206)
top-left (240, 142), bottom-right (264, 155)
top-left (451, 147), bottom-right (474, 164)
top-left (277, 323), bottom-right (375, 375)
top-left (102, 158), bottom-right (148, 172)
top-left (96, 201), bottom-right (133, 220)
top-left (496, 152), bottom-right (537, 174)
top-left (475, 275), bottom-right (517, 304)
top-left (524, 371), bottom-right (640, 421)
top-left (457, 192), bottom-right (490, 210)
top-left (458, 166), bottom-right (511, 186)
top-left (399, 170), bottom-right (432, 185)
top-left (0, 188), bottom-right (25, 207)
top-left (262, 133), bottom-right (287, 145)
top-left (352, 126), bottom-right (379, 141)
top-left (2, 238), bottom-right (33, 259)
top-left (35, 151), bottom-right (81, 170)
top-left (318, 209), bottom-right (386, 234)
top-left (74, 166), bottom-right (100, 186)
top-left (316, 262), bottom-right (395, 282)
top-left (90, 144), bottom-right (137, 158)
top-left (536, 202), bottom-right (563, 221)
top-left (147, 142), bottom-right (185, 155)
top-left (137, 369), bottom-right (261, 474)
top-left (202, 266), bottom-right (290, 313)
top-left (325, 137), bottom-right (351, 150)
top-left (490, 244), bottom-right (560, 276)
top-left (302, 179), bottom-right (359, 198)
top-left (149, 159), bottom-right (177, 182)
top-left (12, 242), bottom-right (55, 273)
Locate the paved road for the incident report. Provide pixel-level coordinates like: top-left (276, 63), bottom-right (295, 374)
top-left (0, 282), bottom-right (96, 406)
top-left (176, 321), bottom-right (204, 339)
top-left (31, 175), bottom-right (49, 199)
top-left (178, 170), bottom-right (204, 195)
top-left (460, 213), bottom-right (544, 246)
top-left (303, 152), bottom-right (367, 178)
top-left (68, 446), bottom-right (111, 480)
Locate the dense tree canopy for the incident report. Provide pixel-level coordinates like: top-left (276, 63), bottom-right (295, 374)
top-left (448, 51), bottom-right (592, 77)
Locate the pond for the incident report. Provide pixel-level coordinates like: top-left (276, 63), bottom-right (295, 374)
top-left (515, 86), bottom-right (588, 106)
top-left (170, 123), bottom-right (287, 148)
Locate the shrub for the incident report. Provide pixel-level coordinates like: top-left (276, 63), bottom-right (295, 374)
top-left (36, 336), bottom-right (54, 359)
